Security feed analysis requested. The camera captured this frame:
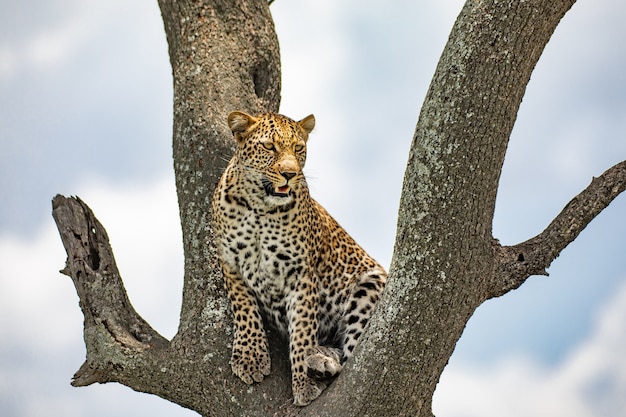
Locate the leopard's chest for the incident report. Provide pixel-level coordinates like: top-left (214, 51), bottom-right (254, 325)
top-left (223, 205), bottom-right (311, 328)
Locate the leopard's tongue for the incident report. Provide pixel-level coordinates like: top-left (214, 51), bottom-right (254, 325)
top-left (277, 185), bottom-right (289, 193)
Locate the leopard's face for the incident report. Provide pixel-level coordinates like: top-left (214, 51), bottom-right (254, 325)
top-left (228, 112), bottom-right (315, 206)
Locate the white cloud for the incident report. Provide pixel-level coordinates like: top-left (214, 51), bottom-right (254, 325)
top-left (0, 1), bottom-right (163, 80)
top-left (24, 18), bottom-right (92, 72)
top-left (433, 281), bottom-right (626, 417)
top-left (1, 5), bottom-right (94, 79)
top-left (0, 175), bottom-right (184, 348)
top-left (0, 217), bottom-right (76, 350)
top-left (273, 0), bottom-right (352, 117)
top-left (0, 175), bottom-right (190, 416)
top-left (68, 175), bottom-right (185, 339)
top-left (0, 46), bottom-right (18, 80)
top-left (272, 0), bottom-right (467, 267)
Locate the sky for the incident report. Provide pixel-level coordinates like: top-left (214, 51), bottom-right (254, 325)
top-left (0, 0), bottom-right (625, 416)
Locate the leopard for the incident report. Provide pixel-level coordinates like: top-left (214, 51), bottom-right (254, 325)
top-left (212, 111), bottom-right (387, 406)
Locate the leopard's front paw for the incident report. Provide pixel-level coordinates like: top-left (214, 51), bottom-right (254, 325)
top-left (292, 375), bottom-right (327, 406)
top-left (231, 335), bottom-right (271, 384)
top-left (305, 346), bottom-right (343, 380)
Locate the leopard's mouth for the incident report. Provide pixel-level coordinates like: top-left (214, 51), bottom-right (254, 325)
top-left (275, 185), bottom-right (290, 196)
top-left (262, 178), bottom-right (290, 197)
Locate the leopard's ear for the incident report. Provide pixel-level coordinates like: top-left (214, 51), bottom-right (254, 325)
top-left (227, 111), bottom-right (257, 143)
top-left (298, 114), bottom-right (315, 136)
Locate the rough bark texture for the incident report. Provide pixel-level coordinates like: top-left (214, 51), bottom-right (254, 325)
top-left (301, 2), bottom-right (579, 415)
top-left (52, 0), bottom-right (626, 416)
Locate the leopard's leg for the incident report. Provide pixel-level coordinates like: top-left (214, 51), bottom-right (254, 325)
top-left (340, 268), bottom-right (387, 362)
top-left (222, 263), bottom-right (271, 384)
top-left (287, 277), bottom-right (327, 406)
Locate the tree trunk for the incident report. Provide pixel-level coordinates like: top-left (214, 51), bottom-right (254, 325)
top-left (52, 0), bottom-right (626, 416)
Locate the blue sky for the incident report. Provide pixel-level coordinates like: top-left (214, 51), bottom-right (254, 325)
top-left (1, 1), bottom-right (625, 416)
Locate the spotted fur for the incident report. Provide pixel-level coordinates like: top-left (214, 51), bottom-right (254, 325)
top-left (212, 111), bottom-right (387, 406)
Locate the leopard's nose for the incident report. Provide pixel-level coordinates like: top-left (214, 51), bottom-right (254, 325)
top-left (280, 171), bottom-right (296, 181)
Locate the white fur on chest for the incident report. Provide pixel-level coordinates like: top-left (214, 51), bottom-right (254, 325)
top-left (221, 206), bottom-right (308, 323)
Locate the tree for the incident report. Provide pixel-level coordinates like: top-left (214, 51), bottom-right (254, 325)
top-left (52, 0), bottom-right (626, 416)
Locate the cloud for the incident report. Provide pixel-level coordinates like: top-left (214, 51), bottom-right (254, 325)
top-left (63, 175), bottom-right (185, 339)
top-left (0, 216), bottom-right (76, 350)
top-left (0, 1), bottom-right (164, 79)
top-left (433, 281), bottom-right (626, 417)
top-left (272, 0), bottom-right (467, 267)
top-left (23, 16), bottom-right (92, 74)
top-left (0, 0), bottom-right (173, 236)
top-left (1, 2), bottom-right (99, 80)
top-left (0, 176), bottom-right (192, 417)
top-left (0, 174), bottom-right (185, 345)
top-left (0, 46), bottom-right (17, 80)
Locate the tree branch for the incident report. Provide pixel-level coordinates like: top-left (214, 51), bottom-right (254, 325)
top-left (53, 1), bottom-right (298, 413)
top-left (53, 193), bottom-right (299, 415)
top-left (303, 1), bottom-right (578, 415)
top-left (493, 160), bottom-right (626, 298)
top-left (52, 195), bottom-right (169, 386)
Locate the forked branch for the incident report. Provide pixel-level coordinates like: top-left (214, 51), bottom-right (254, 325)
top-left (52, 195), bottom-right (169, 386)
top-left (493, 160), bottom-right (626, 298)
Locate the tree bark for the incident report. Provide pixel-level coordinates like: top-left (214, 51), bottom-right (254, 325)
top-left (298, 1), bottom-right (581, 416)
top-left (52, 0), bottom-right (626, 416)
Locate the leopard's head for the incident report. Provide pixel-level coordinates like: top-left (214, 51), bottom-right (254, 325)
top-left (228, 111), bottom-right (315, 206)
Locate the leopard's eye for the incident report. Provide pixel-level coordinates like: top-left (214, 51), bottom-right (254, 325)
top-left (262, 142), bottom-right (275, 151)
top-left (294, 143), bottom-right (305, 152)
